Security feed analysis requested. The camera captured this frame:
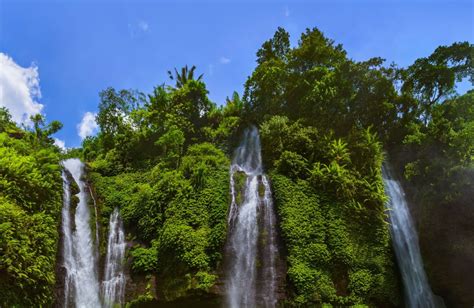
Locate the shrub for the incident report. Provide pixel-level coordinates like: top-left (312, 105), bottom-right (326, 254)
top-left (130, 246), bottom-right (158, 273)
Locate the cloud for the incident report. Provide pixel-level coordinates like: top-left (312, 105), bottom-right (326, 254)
top-left (285, 6), bottom-right (290, 17)
top-left (77, 112), bottom-right (98, 140)
top-left (138, 20), bottom-right (149, 32)
top-left (0, 53), bottom-right (44, 125)
top-left (54, 138), bottom-right (66, 151)
top-left (128, 20), bottom-right (150, 38)
top-left (219, 57), bottom-right (231, 64)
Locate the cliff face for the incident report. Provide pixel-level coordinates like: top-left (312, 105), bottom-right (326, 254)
top-left (419, 200), bottom-right (474, 307)
top-left (403, 176), bottom-right (474, 308)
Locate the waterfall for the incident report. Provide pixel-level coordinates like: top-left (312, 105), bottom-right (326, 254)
top-left (102, 208), bottom-right (127, 307)
top-left (382, 166), bottom-right (438, 308)
top-left (260, 175), bottom-right (278, 307)
top-left (61, 159), bottom-right (127, 307)
top-left (226, 127), bottom-right (279, 308)
top-left (61, 163), bottom-right (74, 306)
top-left (61, 158), bottom-right (101, 307)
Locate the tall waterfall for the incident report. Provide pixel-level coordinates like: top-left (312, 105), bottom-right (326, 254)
top-left (61, 158), bottom-right (101, 307)
top-left (226, 127), bottom-right (280, 308)
top-left (102, 208), bottom-right (127, 307)
top-left (382, 166), bottom-right (438, 308)
top-left (61, 159), bottom-right (127, 307)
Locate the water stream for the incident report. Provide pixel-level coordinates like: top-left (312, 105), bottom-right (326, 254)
top-left (383, 166), bottom-right (439, 308)
top-left (61, 158), bottom-right (101, 307)
top-left (102, 208), bottom-right (127, 307)
top-left (226, 127), bottom-right (279, 308)
top-left (61, 159), bottom-right (126, 307)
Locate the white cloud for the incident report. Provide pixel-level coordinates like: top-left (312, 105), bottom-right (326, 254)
top-left (0, 53), bottom-right (44, 125)
top-left (285, 6), bottom-right (290, 17)
top-left (54, 138), bottom-right (66, 151)
top-left (219, 57), bottom-right (231, 64)
top-left (129, 20), bottom-right (150, 38)
top-left (77, 112), bottom-right (98, 140)
top-left (138, 20), bottom-right (149, 32)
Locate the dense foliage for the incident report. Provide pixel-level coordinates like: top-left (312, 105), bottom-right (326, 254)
top-left (1, 24), bottom-right (471, 307)
top-left (258, 116), bottom-right (399, 306)
top-left (0, 108), bottom-right (63, 306)
top-left (83, 27), bottom-right (472, 305)
top-left (244, 27), bottom-right (473, 306)
top-left (390, 91), bottom-right (474, 306)
top-left (84, 70), bottom-right (243, 302)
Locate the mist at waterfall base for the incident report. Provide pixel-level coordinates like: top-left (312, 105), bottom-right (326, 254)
top-left (225, 127), bottom-right (281, 308)
top-left (61, 159), bottom-right (126, 307)
top-left (383, 166), bottom-right (444, 308)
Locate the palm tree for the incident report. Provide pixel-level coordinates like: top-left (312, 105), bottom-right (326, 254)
top-left (167, 65), bottom-right (203, 88)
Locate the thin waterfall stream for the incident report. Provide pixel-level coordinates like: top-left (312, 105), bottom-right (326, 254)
top-left (102, 208), bottom-right (127, 307)
top-left (383, 166), bottom-right (442, 308)
top-left (226, 127), bottom-right (280, 308)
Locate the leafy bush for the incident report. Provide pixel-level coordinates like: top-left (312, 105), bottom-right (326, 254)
top-left (194, 271), bottom-right (217, 291)
top-left (275, 150), bottom-right (309, 179)
top-left (130, 246), bottom-right (158, 273)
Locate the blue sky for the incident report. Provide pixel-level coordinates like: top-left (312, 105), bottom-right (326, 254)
top-left (0, 0), bottom-right (472, 148)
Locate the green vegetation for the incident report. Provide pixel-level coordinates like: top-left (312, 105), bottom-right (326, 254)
top-left (0, 25), bottom-right (472, 306)
top-left (390, 90), bottom-right (474, 306)
top-left (262, 122), bottom-right (399, 305)
top-left (84, 71), bottom-right (241, 302)
top-left (0, 108), bottom-right (63, 306)
top-left (244, 27), bottom-right (472, 306)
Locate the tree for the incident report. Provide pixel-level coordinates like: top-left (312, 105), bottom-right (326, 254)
top-left (256, 27), bottom-right (290, 64)
top-left (96, 88), bottom-right (145, 160)
top-left (97, 88), bottom-right (143, 137)
top-left (0, 107), bottom-right (14, 133)
top-left (29, 114), bottom-right (63, 147)
top-left (167, 65), bottom-right (203, 88)
top-left (167, 79), bottom-right (213, 139)
top-left (400, 42), bottom-right (473, 123)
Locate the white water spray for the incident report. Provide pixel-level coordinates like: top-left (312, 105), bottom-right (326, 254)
top-left (61, 158), bottom-right (101, 308)
top-left (226, 127), bottom-right (279, 308)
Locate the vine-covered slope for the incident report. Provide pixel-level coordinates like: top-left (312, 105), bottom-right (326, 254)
top-left (260, 116), bottom-right (400, 306)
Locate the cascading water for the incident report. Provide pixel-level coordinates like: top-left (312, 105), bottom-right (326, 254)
top-left (102, 208), bottom-right (127, 307)
top-left (382, 166), bottom-right (438, 308)
top-left (61, 158), bottom-right (101, 307)
top-left (260, 175), bottom-right (278, 307)
top-left (226, 127), bottom-right (280, 308)
top-left (61, 163), bottom-right (74, 306)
